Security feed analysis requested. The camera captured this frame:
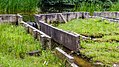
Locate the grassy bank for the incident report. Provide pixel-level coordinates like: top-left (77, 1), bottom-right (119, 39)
top-left (0, 23), bottom-right (63, 67)
top-left (0, 0), bottom-right (39, 14)
top-left (81, 40), bottom-right (119, 66)
top-left (58, 18), bottom-right (119, 38)
top-left (58, 18), bottom-right (119, 66)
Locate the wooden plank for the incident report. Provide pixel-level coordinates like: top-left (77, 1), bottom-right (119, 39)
top-left (20, 21), bottom-right (52, 49)
top-left (55, 47), bottom-right (74, 62)
top-left (37, 21), bottom-right (80, 52)
top-left (0, 14), bottom-right (22, 24)
top-left (35, 12), bottom-right (90, 23)
top-left (55, 47), bottom-right (78, 67)
top-left (20, 21), bottom-right (50, 38)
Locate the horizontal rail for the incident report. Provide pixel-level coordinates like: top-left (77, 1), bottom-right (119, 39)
top-left (55, 47), bottom-right (78, 67)
top-left (35, 12), bottom-right (90, 23)
top-left (20, 21), bottom-right (51, 38)
top-left (0, 14), bottom-right (22, 24)
top-left (36, 20), bottom-right (80, 52)
top-left (94, 12), bottom-right (119, 19)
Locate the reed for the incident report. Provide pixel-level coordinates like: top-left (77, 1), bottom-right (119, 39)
top-left (0, 0), bottom-right (39, 14)
top-left (74, 2), bottom-right (103, 15)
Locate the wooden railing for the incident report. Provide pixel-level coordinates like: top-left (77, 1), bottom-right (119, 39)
top-left (93, 12), bottom-right (119, 18)
top-left (35, 12), bottom-right (90, 23)
top-left (0, 14), bottom-right (22, 24)
top-left (36, 20), bottom-right (80, 52)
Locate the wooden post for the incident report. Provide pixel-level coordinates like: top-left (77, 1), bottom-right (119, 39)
top-left (33, 30), bottom-right (37, 39)
top-left (24, 25), bottom-right (29, 33)
top-left (40, 35), bottom-right (48, 50)
top-left (47, 37), bottom-right (52, 50)
top-left (59, 13), bottom-right (67, 23)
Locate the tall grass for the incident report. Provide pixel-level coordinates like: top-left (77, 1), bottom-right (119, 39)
top-left (0, 0), bottom-right (39, 14)
top-left (109, 2), bottom-right (119, 11)
top-left (74, 2), bottom-right (103, 15)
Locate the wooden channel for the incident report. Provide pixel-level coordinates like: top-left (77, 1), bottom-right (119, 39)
top-left (36, 20), bottom-right (80, 52)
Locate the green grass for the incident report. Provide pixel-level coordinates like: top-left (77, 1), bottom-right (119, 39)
top-left (80, 41), bottom-right (119, 66)
top-left (57, 18), bottom-right (119, 66)
top-left (94, 35), bottom-right (119, 42)
top-left (0, 0), bottom-right (39, 14)
top-left (0, 23), bottom-right (63, 67)
top-left (58, 18), bottom-right (119, 38)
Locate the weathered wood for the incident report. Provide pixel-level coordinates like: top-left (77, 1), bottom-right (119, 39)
top-left (59, 13), bottom-right (67, 23)
top-left (55, 47), bottom-right (74, 62)
top-left (94, 12), bottom-right (119, 19)
top-left (37, 21), bottom-right (80, 52)
top-left (17, 14), bottom-right (23, 22)
top-left (35, 12), bottom-right (90, 23)
top-left (40, 35), bottom-right (48, 50)
top-left (20, 21), bottom-right (52, 50)
top-left (0, 14), bottom-right (22, 24)
top-left (55, 47), bottom-right (78, 67)
top-left (93, 12), bottom-right (119, 23)
top-left (27, 50), bottom-right (41, 56)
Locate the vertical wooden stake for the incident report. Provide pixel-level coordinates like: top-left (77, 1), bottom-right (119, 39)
top-left (40, 35), bottom-right (47, 50)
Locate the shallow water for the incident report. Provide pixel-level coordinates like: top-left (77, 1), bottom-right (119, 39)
top-left (73, 55), bottom-right (93, 67)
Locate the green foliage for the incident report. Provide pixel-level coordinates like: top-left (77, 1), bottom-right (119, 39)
top-left (40, 0), bottom-right (119, 13)
top-left (0, 0), bottom-right (39, 14)
top-left (75, 2), bottom-right (103, 14)
top-left (0, 23), bottom-right (63, 67)
top-left (109, 2), bottom-right (119, 11)
top-left (0, 0), bottom-right (119, 14)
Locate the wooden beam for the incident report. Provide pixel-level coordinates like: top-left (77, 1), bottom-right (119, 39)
top-left (59, 13), bottom-right (67, 23)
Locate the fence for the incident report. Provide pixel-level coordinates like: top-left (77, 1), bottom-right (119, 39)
top-left (0, 14), bottom-right (22, 24)
top-left (93, 12), bottom-right (119, 19)
top-left (93, 12), bottom-right (119, 23)
top-left (36, 20), bottom-right (80, 52)
top-left (35, 12), bottom-right (90, 23)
